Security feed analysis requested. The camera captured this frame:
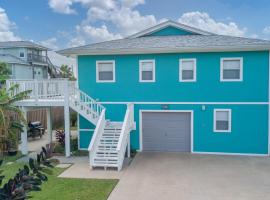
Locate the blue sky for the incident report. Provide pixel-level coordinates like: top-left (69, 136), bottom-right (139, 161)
top-left (1, 0), bottom-right (270, 50)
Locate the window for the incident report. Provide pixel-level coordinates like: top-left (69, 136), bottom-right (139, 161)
top-left (214, 109), bottom-right (231, 132)
top-left (221, 58), bottom-right (243, 81)
top-left (96, 61), bottom-right (115, 82)
top-left (179, 59), bottom-right (196, 82)
top-left (19, 52), bottom-right (25, 58)
top-left (139, 60), bottom-right (155, 82)
top-left (7, 64), bottom-right (13, 76)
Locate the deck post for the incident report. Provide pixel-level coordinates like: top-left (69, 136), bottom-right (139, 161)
top-left (64, 80), bottom-right (71, 157)
top-left (21, 107), bottom-right (28, 155)
top-left (46, 107), bottom-right (52, 144)
top-left (127, 133), bottom-right (131, 158)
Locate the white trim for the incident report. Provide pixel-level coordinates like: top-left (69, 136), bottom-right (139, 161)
top-left (220, 57), bottom-right (243, 82)
top-left (96, 60), bottom-right (115, 83)
top-left (59, 46), bottom-right (270, 57)
top-left (79, 129), bottom-right (95, 131)
top-left (268, 50), bottom-right (270, 155)
top-left (139, 110), bottom-right (194, 152)
top-left (213, 109), bottom-right (232, 133)
top-left (193, 151), bottom-right (268, 157)
top-left (127, 20), bottom-right (212, 39)
top-left (99, 101), bottom-right (269, 105)
top-left (179, 58), bottom-right (197, 82)
top-left (139, 59), bottom-right (155, 82)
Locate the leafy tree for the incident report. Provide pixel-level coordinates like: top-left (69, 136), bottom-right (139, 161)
top-left (60, 65), bottom-right (76, 81)
top-left (0, 63), bottom-right (31, 154)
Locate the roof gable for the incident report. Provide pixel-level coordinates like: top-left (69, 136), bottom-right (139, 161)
top-left (143, 26), bottom-right (197, 37)
top-left (127, 20), bottom-right (213, 39)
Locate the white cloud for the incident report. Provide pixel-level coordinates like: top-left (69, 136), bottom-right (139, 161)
top-left (0, 7), bottom-right (20, 41)
top-left (263, 26), bottom-right (270, 34)
top-left (49, 0), bottom-right (116, 14)
top-left (49, 0), bottom-right (76, 14)
top-left (40, 37), bottom-right (59, 50)
top-left (69, 24), bottom-right (121, 47)
top-left (121, 0), bottom-right (145, 8)
top-left (178, 11), bottom-right (246, 36)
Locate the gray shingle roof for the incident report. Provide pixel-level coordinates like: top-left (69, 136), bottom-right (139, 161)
top-left (0, 41), bottom-right (49, 50)
top-left (58, 35), bottom-right (270, 56)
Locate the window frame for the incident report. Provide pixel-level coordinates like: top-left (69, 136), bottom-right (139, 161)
top-left (139, 59), bottom-right (156, 83)
top-left (220, 57), bottom-right (243, 82)
top-left (179, 58), bottom-right (197, 82)
top-left (96, 60), bottom-right (116, 83)
top-left (213, 109), bottom-right (232, 133)
top-left (19, 51), bottom-right (25, 58)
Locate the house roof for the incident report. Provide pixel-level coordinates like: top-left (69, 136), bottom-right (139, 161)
top-left (0, 54), bottom-right (29, 65)
top-left (58, 34), bottom-right (270, 56)
top-left (0, 41), bottom-right (49, 50)
top-left (126, 20), bottom-right (213, 38)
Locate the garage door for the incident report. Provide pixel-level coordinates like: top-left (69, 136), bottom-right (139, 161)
top-left (142, 112), bottom-right (191, 152)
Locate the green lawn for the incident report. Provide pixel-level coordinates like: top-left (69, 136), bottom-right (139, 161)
top-left (1, 162), bottom-right (118, 200)
top-left (2, 152), bottom-right (23, 163)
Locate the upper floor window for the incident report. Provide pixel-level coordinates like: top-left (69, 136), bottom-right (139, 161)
top-left (96, 61), bottom-right (115, 82)
top-left (179, 59), bottom-right (196, 82)
top-left (139, 60), bottom-right (155, 82)
top-left (221, 58), bottom-right (243, 81)
top-left (19, 52), bottom-right (25, 58)
top-left (214, 109), bottom-right (231, 133)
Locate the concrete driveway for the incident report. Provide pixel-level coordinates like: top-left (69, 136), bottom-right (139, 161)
top-left (108, 152), bottom-right (270, 200)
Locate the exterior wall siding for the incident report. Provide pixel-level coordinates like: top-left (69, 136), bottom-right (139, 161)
top-left (77, 50), bottom-right (269, 154)
top-left (143, 26), bottom-right (196, 36)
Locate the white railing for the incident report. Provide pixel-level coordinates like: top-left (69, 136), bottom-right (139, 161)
top-left (69, 86), bottom-right (105, 118)
top-left (88, 109), bottom-right (106, 167)
top-left (117, 103), bottom-right (134, 171)
top-left (6, 79), bottom-right (74, 101)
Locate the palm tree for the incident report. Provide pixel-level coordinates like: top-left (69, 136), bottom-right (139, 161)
top-left (60, 65), bottom-right (76, 81)
top-left (0, 62), bottom-right (31, 154)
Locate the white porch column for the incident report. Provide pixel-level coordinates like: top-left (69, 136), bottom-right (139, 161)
top-left (21, 107), bottom-right (28, 155)
top-left (64, 105), bottom-right (71, 157)
top-left (64, 79), bottom-right (71, 157)
top-left (46, 107), bottom-right (52, 143)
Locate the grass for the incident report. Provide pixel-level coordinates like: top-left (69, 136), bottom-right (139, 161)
top-left (1, 162), bottom-right (118, 200)
top-left (2, 151), bottom-right (23, 163)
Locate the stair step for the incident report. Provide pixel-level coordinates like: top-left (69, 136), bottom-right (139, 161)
top-left (95, 154), bottom-right (118, 159)
top-left (92, 163), bottom-right (118, 168)
top-left (96, 150), bottom-right (118, 154)
top-left (94, 157), bottom-right (118, 162)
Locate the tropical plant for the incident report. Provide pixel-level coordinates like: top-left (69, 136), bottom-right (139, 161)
top-left (55, 130), bottom-right (65, 147)
top-left (70, 111), bottom-right (77, 127)
top-left (60, 65), bottom-right (76, 81)
top-left (0, 147), bottom-right (54, 200)
top-left (0, 63), bottom-right (31, 154)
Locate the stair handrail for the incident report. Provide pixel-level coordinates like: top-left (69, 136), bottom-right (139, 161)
top-left (116, 103), bottom-right (134, 170)
top-left (69, 86), bottom-right (105, 117)
top-left (88, 109), bottom-right (106, 166)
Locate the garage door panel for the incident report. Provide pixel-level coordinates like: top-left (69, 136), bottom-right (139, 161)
top-left (142, 112), bottom-right (191, 152)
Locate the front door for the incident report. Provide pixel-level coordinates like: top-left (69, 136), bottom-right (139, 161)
top-left (34, 67), bottom-right (43, 79)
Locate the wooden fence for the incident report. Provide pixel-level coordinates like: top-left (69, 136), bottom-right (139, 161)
top-left (27, 107), bottom-right (64, 129)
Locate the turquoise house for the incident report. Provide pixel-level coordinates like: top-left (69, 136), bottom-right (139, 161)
top-left (59, 20), bottom-right (270, 162)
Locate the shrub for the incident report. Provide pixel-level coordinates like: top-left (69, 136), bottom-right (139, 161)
top-left (55, 130), bottom-right (65, 147)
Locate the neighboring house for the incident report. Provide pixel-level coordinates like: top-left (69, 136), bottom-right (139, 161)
top-left (10, 20), bottom-right (270, 171)
top-left (0, 41), bottom-right (59, 79)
